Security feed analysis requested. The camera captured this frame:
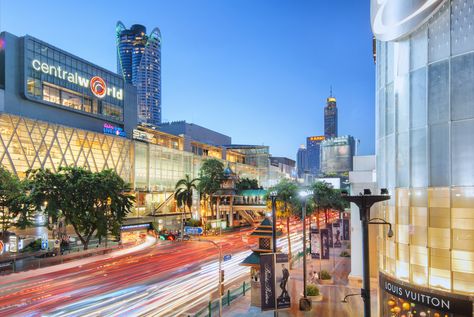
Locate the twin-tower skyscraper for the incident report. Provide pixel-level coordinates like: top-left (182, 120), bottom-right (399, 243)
top-left (116, 22), bottom-right (162, 126)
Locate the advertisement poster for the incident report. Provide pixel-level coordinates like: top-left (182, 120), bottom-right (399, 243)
top-left (332, 221), bottom-right (342, 248)
top-left (320, 229), bottom-right (330, 260)
top-left (260, 253), bottom-right (291, 311)
top-left (310, 227), bottom-right (320, 259)
top-left (327, 224), bottom-right (333, 248)
top-left (275, 253), bottom-right (291, 310)
top-left (9, 235), bottom-right (18, 253)
top-left (342, 218), bottom-right (350, 241)
top-left (260, 253), bottom-right (276, 311)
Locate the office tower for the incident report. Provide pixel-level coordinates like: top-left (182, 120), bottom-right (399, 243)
top-left (116, 22), bottom-right (162, 125)
top-left (296, 145), bottom-right (308, 178)
top-left (324, 90), bottom-right (338, 139)
top-left (306, 136), bottom-right (325, 175)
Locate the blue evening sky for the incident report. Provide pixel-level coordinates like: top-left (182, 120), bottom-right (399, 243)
top-left (0, 0), bottom-right (375, 159)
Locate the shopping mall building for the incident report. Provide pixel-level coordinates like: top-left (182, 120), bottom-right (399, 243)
top-left (0, 31), bottom-right (286, 231)
top-left (372, 0), bottom-right (474, 315)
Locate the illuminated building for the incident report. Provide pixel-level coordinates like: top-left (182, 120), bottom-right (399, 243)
top-left (296, 145), bottom-right (308, 178)
top-left (324, 93), bottom-right (338, 139)
top-left (306, 135), bottom-right (325, 176)
top-left (320, 135), bottom-right (355, 175)
top-left (0, 32), bottom-right (136, 181)
top-left (116, 22), bottom-right (162, 126)
top-left (372, 0), bottom-right (474, 315)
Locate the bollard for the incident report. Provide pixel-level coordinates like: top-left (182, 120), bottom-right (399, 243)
top-left (227, 290), bottom-right (230, 306)
top-left (208, 300), bottom-right (211, 317)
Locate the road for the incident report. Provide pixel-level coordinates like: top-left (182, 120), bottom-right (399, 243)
top-left (0, 228), bottom-right (303, 317)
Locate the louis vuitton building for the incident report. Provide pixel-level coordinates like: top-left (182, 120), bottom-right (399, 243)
top-left (372, 0), bottom-right (474, 315)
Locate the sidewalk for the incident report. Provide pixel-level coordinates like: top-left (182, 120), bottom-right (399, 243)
top-left (223, 248), bottom-right (377, 317)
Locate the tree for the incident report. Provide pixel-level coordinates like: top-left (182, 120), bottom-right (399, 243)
top-left (0, 166), bottom-right (32, 237)
top-left (236, 178), bottom-right (259, 190)
top-left (311, 181), bottom-right (347, 228)
top-left (174, 174), bottom-right (199, 220)
top-left (266, 179), bottom-right (299, 268)
top-left (27, 167), bottom-right (134, 250)
top-left (198, 159), bottom-right (224, 219)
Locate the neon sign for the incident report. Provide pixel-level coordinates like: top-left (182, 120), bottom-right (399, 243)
top-left (103, 123), bottom-right (126, 137)
top-left (31, 59), bottom-right (123, 100)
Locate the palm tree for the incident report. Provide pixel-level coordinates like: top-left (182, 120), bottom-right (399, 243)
top-left (174, 174), bottom-right (199, 220)
top-left (267, 179), bottom-right (298, 268)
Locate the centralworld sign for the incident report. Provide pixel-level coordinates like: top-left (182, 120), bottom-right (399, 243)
top-left (31, 59), bottom-right (123, 100)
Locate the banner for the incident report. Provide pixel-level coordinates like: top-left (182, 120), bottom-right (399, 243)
top-left (310, 227), bottom-right (320, 259)
top-left (332, 221), bottom-right (342, 248)
top-left (260, 253), bottom-right (276, 311)
top-left (327, 224), bottom-right (333, 248)
top-left (260, 253), bottom-right (291, 311)
top-left (320, 229), bottom-right (330, 260)
top-left (342, 218), bottom-right (350, 240)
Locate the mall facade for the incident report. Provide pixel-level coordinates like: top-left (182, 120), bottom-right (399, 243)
top-left (372, 0), bottom-right (474, 316)
top-left (0, 31), bottom-right (283, 230)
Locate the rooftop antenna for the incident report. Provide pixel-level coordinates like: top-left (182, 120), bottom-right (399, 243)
top-left (330, 85), bottom-right (333, 97)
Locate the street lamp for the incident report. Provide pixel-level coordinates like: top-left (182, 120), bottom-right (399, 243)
top-left (299, 189), bottom-right (312, 312)
top-left (341, 188), bottom-right (391, 317)
top-left (341, 293), bottom-right (362, 303)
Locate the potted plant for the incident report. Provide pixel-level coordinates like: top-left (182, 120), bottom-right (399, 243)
top-left (340, 250), bottom-right (351, 257)
top-left (306, 284), bottom-right (323, 302)
top-left (319, 270), bottom-right (333, 285)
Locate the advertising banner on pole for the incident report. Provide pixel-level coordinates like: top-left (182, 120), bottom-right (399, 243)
top-left (332, 221), bottom-right (342, 248)
top-left (320, 229), bottom-right (330, 260)
top-left (260, 253), bottom-right (276, 311)
top-left (260, 253), bottom-right (291, 311)
top-left (327, 224), bottom-right (333, 248)
top-left (342, 218), bottom-right (350, 240)
top-left (310, 227), bottom-right (320, 259)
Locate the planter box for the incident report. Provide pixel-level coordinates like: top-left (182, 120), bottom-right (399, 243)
top-left (319, 278), bottom-right (333, 285)
top-left (308, 294), bottom-right (323, 302)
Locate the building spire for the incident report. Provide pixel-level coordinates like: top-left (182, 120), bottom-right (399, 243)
top-left (330, 85), bottom-right (333, 97)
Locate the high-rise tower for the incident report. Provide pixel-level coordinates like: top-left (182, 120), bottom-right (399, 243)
top-left (324, 89), bottom-right (338, 139)
top-left (116, 22), bottom-right (162, 126)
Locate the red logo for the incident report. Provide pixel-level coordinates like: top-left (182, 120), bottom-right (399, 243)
top-left (90, 76), bottom-right (106, 98)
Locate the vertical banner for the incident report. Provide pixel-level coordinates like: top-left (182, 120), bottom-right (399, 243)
top-left (260, 253), bottom-right (291, 311)
top-left (333, 221), bottom-right (342, 248)
top-left (310, 227), bottom-right (320, 259)
top-left (320, 229), bottom-right (330, 259)
top-left (327, 224), bottom-right (334, 248)
top-left (260, 253), bottom-right (276, 311)
top-left (275, 253), bottom-right (291, 309)
top-left (342, 218), bottom-right (350, 240)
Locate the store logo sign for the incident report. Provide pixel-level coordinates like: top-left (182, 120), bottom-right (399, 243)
top-left (103, 123), bottom-right (126, 137)
top-left (31, 59), bottom-right (123, 100)
top-left (371, 0), bottom-right (446, 41)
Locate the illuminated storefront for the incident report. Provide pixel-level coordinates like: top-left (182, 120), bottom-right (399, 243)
top-left (372, 0), bottom-right (474, 315)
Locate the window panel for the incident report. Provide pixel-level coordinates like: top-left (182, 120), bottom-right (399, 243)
top-left (451, 53), bottom-right (474, 121)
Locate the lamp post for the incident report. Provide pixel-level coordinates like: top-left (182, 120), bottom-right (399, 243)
top-left (299, 190), bottom-right (312, 311)
top-left (341, 188), bottom-right (390, 317)
top-left (269, 191), bottom-right (278, 253)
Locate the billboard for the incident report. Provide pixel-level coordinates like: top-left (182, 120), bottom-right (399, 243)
top-left (342, 218), bottom-right (350, 241)
top-left (327, 224), bottom-right (333, 248)
top-left (332, 221), bottom-right (342, 248)
top-left (320, 229), bottom-right (330, 260)
top-left (310, 227), bottom-right (320, 259)
top-left (260, 253), bottom-right (291, 311)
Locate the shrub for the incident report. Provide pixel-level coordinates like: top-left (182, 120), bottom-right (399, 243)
top-left (186, 219), bottom-right (202, 227)
top-left (21, 238), bottom-right (42, 253)
top-left (340, 251), bottom-right (351, 257)
top-left (319, 270), bottom-right (332, 280)
top-left (306, 284), bottom-right (320, 296)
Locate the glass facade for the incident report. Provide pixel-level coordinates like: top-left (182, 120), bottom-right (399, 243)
top-left (24, 36), bottom-right (125, 122)
top-left (0, 114), bottom-right (132, 181)
top-left (116, 23), bottom-right (162, 126)
top-left (324, 97), bottom-right (338, 139)
top-left (376, 0), bottom-right (474, 301)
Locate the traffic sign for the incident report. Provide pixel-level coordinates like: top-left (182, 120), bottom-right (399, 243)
top-left (184, 226), bottom-right (203, 235)
top-left (41, 240), bottom-right (48, 250)
top-left (223, 254), bottom-right (232, 262)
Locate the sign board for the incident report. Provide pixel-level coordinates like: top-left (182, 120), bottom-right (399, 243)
top-left (260, 253), bottom-right (291, 311)
top-left (342, 218), bottom-right (350, 240)
top-left (327, 224), bottom-right (334, 248)
top-left (332, 221), bottom-right (342, 248)
top-left (41, 240), bottom-right (49, 250)
top-left (132, 129), bottom-right (154, 143)
top-left (184, 226), bottom-right (203, 235)
top-left (320, 229), bottom-right (330, 260)
top-left (0, 241), bottom-right (4, 255)
top-left (223, 254), bottom-right (232, 262)
top-left (310, 228), bottom-right (320, 259)
top-left (380, 273), bottom-right (473, 316)
top-left (9, 235), bottom-right (18, 253)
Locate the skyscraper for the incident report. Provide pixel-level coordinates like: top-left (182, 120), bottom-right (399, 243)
top-left (324, 91), bottom-right (338, 139)
top-left (306, 136), bottom-right (325, 175)
top-left (296, 145), bottom-right (308, 178)
top-left (116, 22), bottom-right (162, 126)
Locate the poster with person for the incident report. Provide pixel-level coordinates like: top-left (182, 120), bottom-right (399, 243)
top-left (260, 253), bottom-right (291, 311)
top-left (327, 224), bottom-right (333, 248)
top-left (332, 221), bottom-right (342, 248)
top-left (310, 227), bottom-right (320, 259)
top-left (342, 218), bottom-right (350, 240)
top-left (275, 253), bottom-right (291, 309)
top-left (320, 228), bottom-right (330, 259)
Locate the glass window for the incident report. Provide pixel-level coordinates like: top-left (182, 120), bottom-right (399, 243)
top-left (386, 83), bottom-right (395, 135)
top-left (61, 90), bottom-right (82, 110)
top-left (410, 68), bottom-right (427, 129)
top-left (395, 74), bottom-right (409, 134)
top-left (410, 128), bottom-right (428, 188)
top-left (410, 27), bottom-right (427, 71)
top-left (396, 132), bottom-right (409, 187)
top-left (428, 2), bottom-right (450, 63)
top-left (452, 119), bottom-right (474, 186)
top-left (451, 52), bottom-right (474, 121)
top-left (451, 0), bottom-right (474, 55)
top-left (430, 123), bottom-right (450, 186)
top-left (428, 61), bottom-right (449, 125)
top-left (102, 102), bottom-right (123, 121)
top-left (43, 85), bottom-right (60, 104)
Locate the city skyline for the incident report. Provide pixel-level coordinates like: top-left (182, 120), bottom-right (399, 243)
top-left (0, 0), bottom-right (375, 160)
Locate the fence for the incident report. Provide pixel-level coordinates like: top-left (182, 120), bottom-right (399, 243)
top-left (193, 280), bottom-right (249, 317)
